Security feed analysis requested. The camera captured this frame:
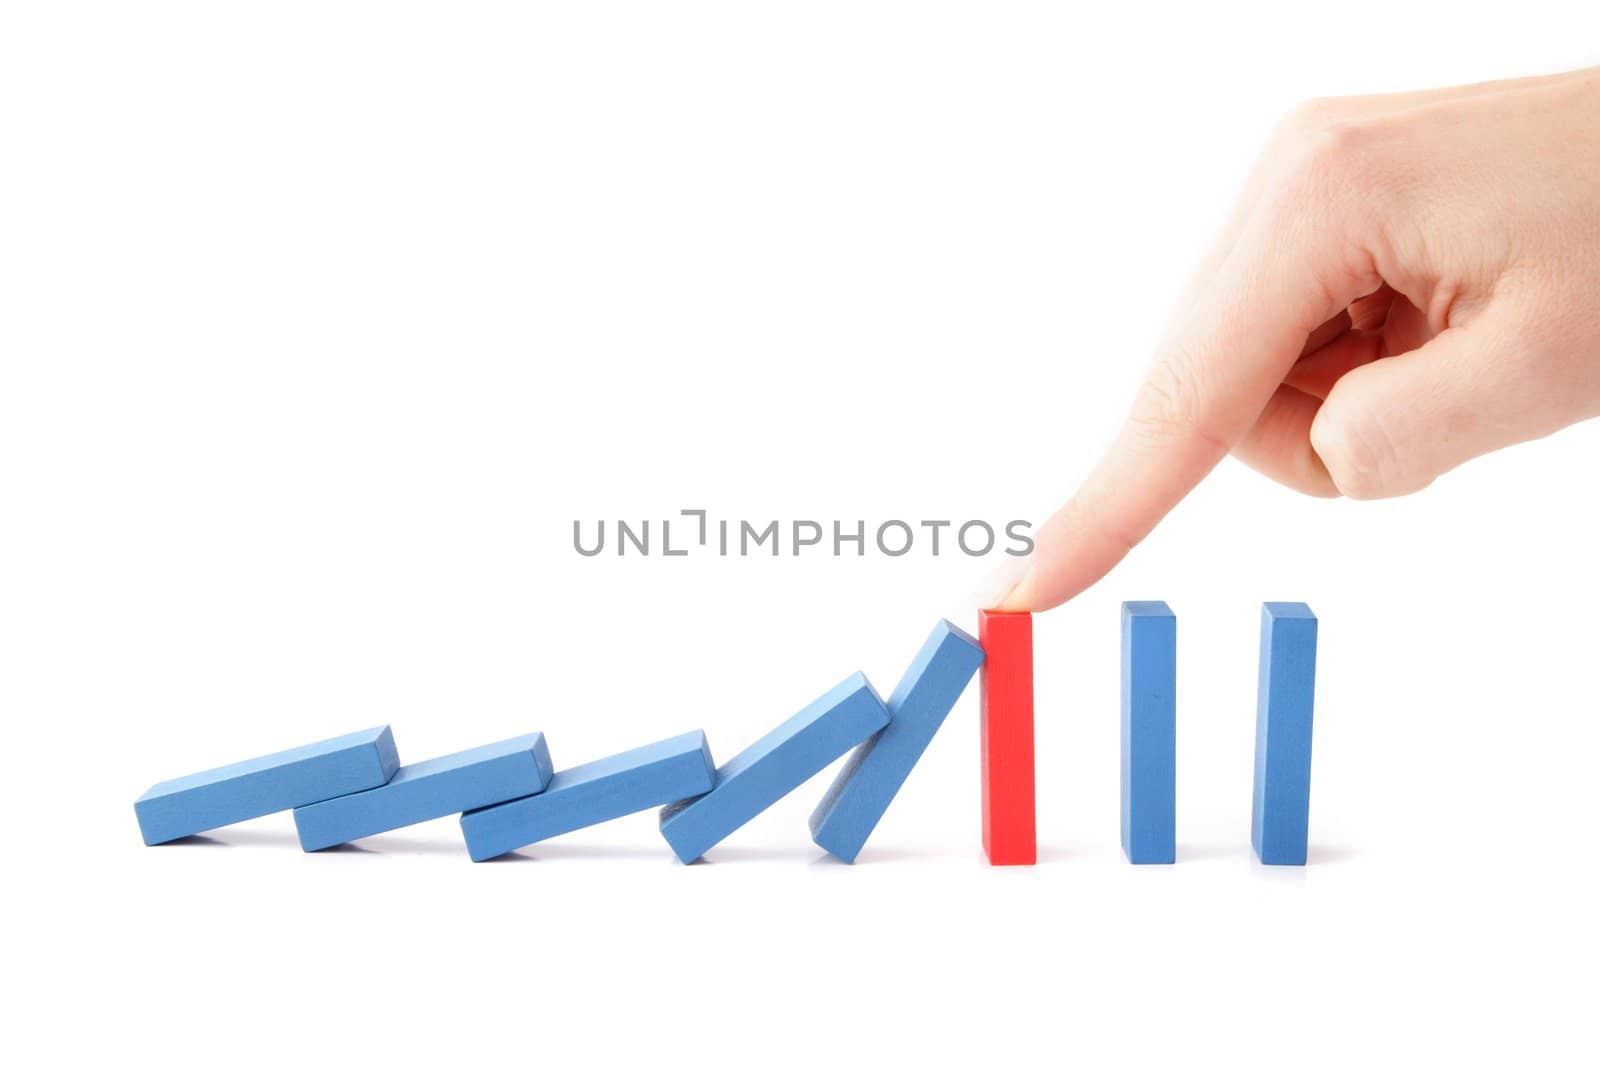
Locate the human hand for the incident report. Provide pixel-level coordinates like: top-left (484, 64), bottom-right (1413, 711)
top-left (995, 67), bottom-right (1600, 613)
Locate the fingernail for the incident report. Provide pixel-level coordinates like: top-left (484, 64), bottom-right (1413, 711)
top-left (968, 555), bottom-right (1031, 613)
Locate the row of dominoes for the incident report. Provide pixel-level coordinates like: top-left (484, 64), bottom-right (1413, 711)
top-left (1118, 601), bottom-right (1320, 866)
top-left (134, 619), bottom-right (983, 863)
top-left (973, 601), bottom-right (1318, 866)
top-left (133, 603), bottom-right (1318, 865)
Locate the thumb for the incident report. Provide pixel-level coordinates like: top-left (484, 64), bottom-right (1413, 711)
top-left (1309, 306), bottom-right (1543, 499)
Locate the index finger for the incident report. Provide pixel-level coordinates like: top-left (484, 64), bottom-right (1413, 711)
top-left (994, 168), bottom-right (1377, 612)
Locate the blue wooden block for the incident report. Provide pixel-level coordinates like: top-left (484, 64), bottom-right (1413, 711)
top-left (1252, 602), bottom-right (1318, 865)
top-left (460, 730), bottom-right (715, 861)
top-left (134, 726), bottom-right (400, 845)
top-left (659, 673), bottom-right (889, 863)
top-left (1122, 601), bottom-right (1176, 864)
top-left (809, 619), bottom-right (984, 862)
top-left (294, 733), bottom-right (553, 851)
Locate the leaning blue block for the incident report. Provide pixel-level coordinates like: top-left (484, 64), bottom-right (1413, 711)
top-left (1252, 602), bottom-right (1318, 865)
top-left (134, 726), bottom-right (400, 845)
top-left (1122, 602), bottom-right (1176, 864)
top-left (659, 673), bottom-right (889, 863)
top-left (294, 733), bottom-right (553, 851)
top-left (460, 730), bottom-right (716, 861)
top-left (809, 619), bottom-right (984, 862)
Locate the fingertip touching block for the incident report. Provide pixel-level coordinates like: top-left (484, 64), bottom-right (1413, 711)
top-left (1252, 602), bottom-right (1318, 865)
top-left (461, 730), bottom-right (715, 861)
top-left (134, 726), bottom-right (400, 845)
top-left (659, 673), bottom-right (889, 864)
top-left (1122, 602), bottom-right (1176, 864)
top-left (293, 733), bottom-right (553, 852)
top-left (809, 619), bottom-right (985, 863)
top-left (978, 610), bottom-right (1035, 865)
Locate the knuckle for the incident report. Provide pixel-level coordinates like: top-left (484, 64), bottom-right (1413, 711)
top-left (1310, 404), bottom-right (1413, 500)
top-left (1289, 122), bottom-right (1369, 202)
top-left (1272, 102), bottom-right (1391, 216)
top-left (1276, 97), bottom-right (1350, 142)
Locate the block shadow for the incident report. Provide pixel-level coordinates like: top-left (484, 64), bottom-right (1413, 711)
top-left (494, 842), bottom-right (672, 863)
top-left (170, 828), bottom-right (301, 849)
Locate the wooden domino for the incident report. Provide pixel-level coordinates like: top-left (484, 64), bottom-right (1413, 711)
top-left (978, 610), bottom-right (1035, 865)
top-left (1252, 602), bottom-right (1318, 865)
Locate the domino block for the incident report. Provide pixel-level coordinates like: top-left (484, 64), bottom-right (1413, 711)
top-left (659, 673), bottom-right (889, 863)
top-left (979, 610), bottom-right (1035, 865)
top-left (1252, 602), bottom-right (1318, 865)
top-left (810, 619), bottom-right (985, 863)
top-left (1122, 602), bottom-right (1176, 864)
top-left (134, 726), bottom-right (400, 845)
top-left (460, 730), bottom-right (715, 862)
top-left (293, 733), bottom-right (553, 852)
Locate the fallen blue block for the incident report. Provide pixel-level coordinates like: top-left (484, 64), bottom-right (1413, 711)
top-left (1122, 601), bottom-right (1176, 864)
top-left (1252, 602), bottom-right (1318, 865)
top-left (659, 673), bottom-right (889, 863)
top-left (294, 733), bottom-right (553, 852)
top-left (809, 619), bottom-right (984, 862)
top-left (460, 730), bottom-right (715, 861)
top-left (134, 726), bottom-right (400, 845)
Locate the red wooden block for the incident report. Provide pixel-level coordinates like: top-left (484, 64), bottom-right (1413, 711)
top-left (979, 609), bottom-right (1036, 865)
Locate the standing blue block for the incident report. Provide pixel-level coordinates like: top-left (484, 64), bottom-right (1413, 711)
top-left (809, 619), bottom-right (984, 862)
top-left (460, 730), bottom-right (716, 861)
top-left (659, 673), bottom-right (889, 863)
top-left (1252, 602), bottom-right (1318, 865)
top-left (134, 726), bottom-right (400, 845)
top-left (293, 733), bottom-right (553, 851)
top-left (1122, 601), bottom-right (1176, 864)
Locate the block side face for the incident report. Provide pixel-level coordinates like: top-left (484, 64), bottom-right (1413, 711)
top-left (810, 619), bottom-right (983, 861)
top-left (543, 747), bottom-right (714, 835)
top-left (539, 730), bottom-right (704, 791)
top-left (714, 681), bottom-right (889, 802)
top-left (806, 740), bottom-right (875, 860)
top-left (136, 725), bottom-right (394, 802)
top-left (1253, 607), bottom-right (1317, 865)
top-left (663, 683), bottom-right (888, 863)
top-left (811, 715), bottom-right (941, 860)
top-left (712, 673), bottom-right (879, 782)
top-left (134, 737), bottom-right (398, 844)
top-left (294, 746), bottom-right (554, 850)
top-left (980, 610), bottom-right (1035, 866)
top-left (885, 621), bottom-right (985, 715)
top-left (1123, 610), bottom-right (1177, 864)
top-left (462, 742), bottom-right (714, 859)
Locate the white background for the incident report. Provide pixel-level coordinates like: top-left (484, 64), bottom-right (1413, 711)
top-left (3, 2), bottom-right (1597, 1062)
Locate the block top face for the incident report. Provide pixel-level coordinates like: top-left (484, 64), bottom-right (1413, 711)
top-left (1263, 602), bottom-right (1317, 622)
top-left (977, 609), bottom-right (1031, 623)
top-left (714, 672), bottom-right (887, 782)
top-left (136, 725), bottom-right (394, 802)
top-left (1122, 601), bottom-right (1175, 619)
top-left (385, 732), bottom-right (547, 786)
top-left (547, 730), bottom-right (708, 790)
top-left (977, 609), bottom-right (1031, 638)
